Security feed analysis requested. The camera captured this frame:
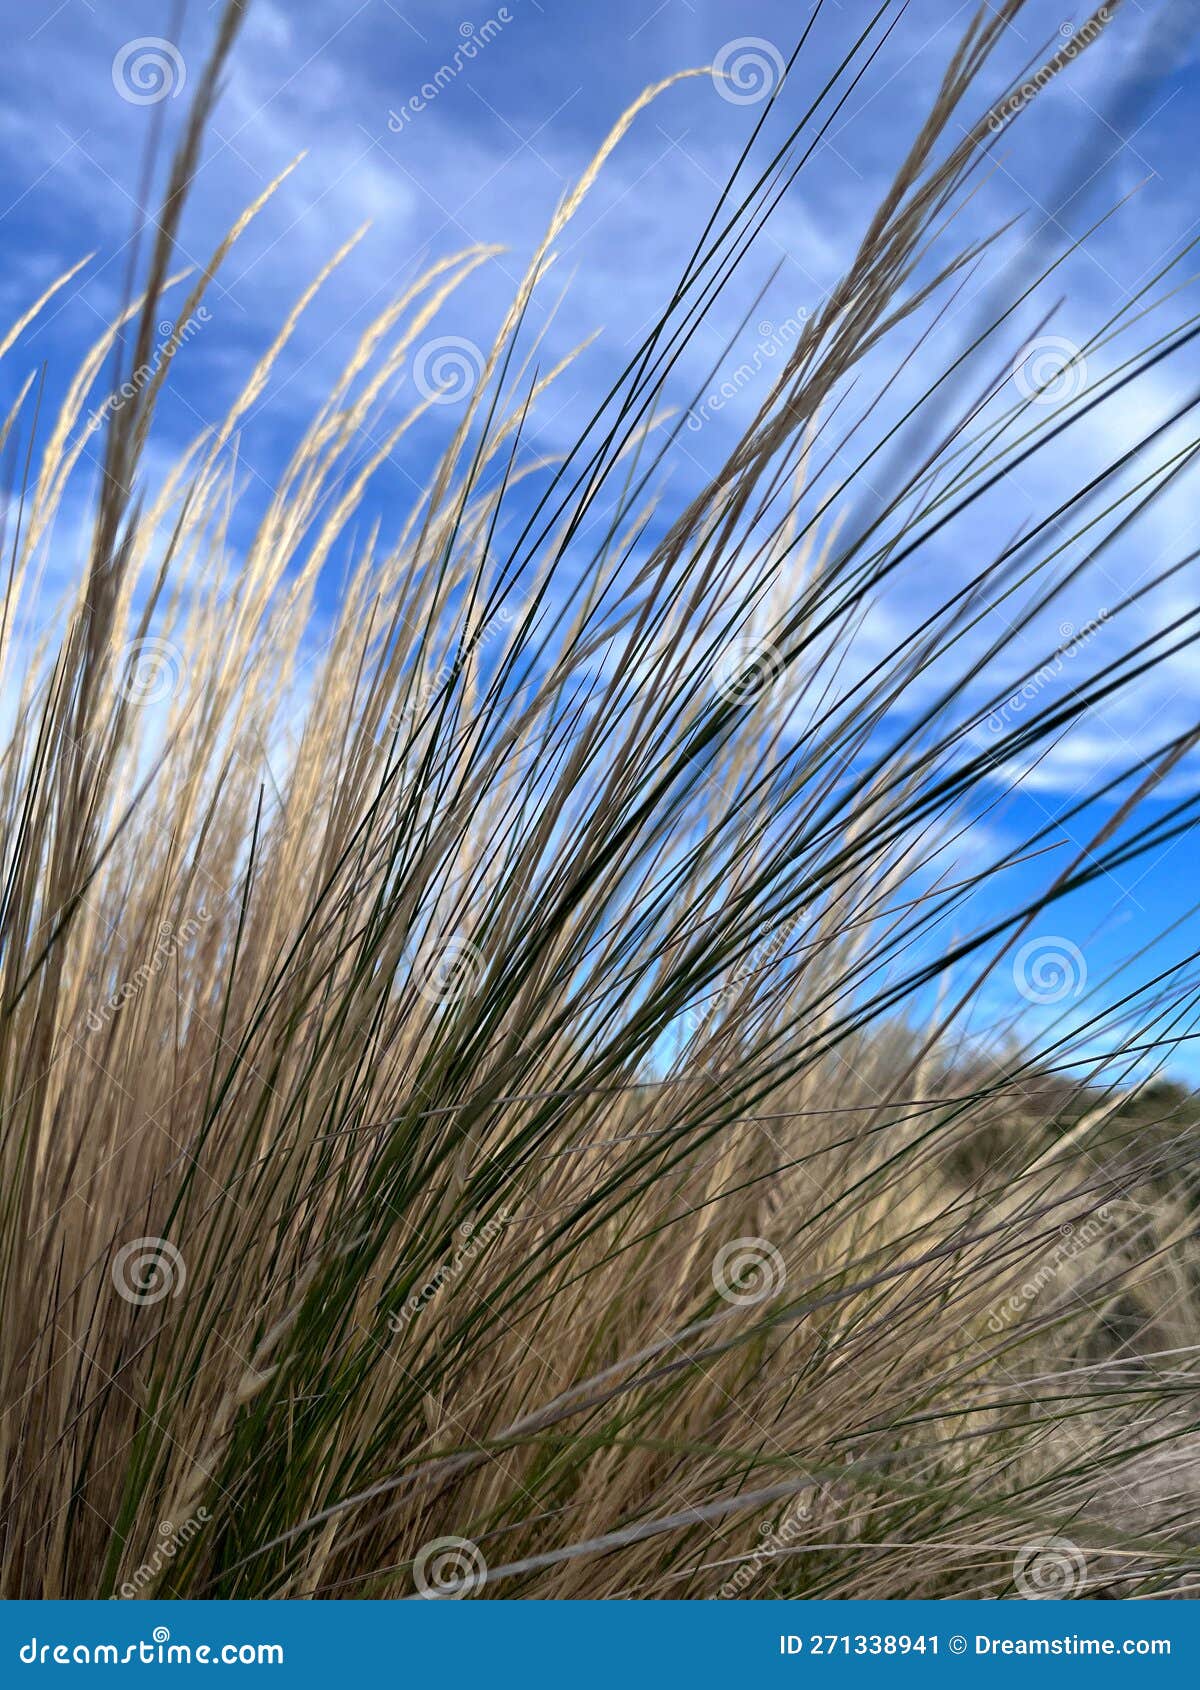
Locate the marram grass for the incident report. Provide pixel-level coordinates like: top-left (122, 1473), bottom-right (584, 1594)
top-left (1, 0), bottom-right (1200, 1599)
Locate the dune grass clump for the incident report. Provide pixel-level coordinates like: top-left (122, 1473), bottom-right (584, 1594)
top-left (2, 0), bottom-right (1200, 1598)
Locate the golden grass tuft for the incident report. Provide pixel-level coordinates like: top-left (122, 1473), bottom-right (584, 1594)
top-left (1, 0), bottom-right (1199, 1599)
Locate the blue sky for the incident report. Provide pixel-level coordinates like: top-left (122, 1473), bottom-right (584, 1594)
top-left (3, 0), bottom-right (1200, 1079)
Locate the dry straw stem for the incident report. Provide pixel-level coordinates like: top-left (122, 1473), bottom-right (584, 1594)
top-left (1, 0), bottom-right (1199, 1600)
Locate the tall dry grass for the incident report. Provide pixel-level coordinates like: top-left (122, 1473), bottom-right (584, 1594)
top-left (1, 0), bottom-right (1200, 1598)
